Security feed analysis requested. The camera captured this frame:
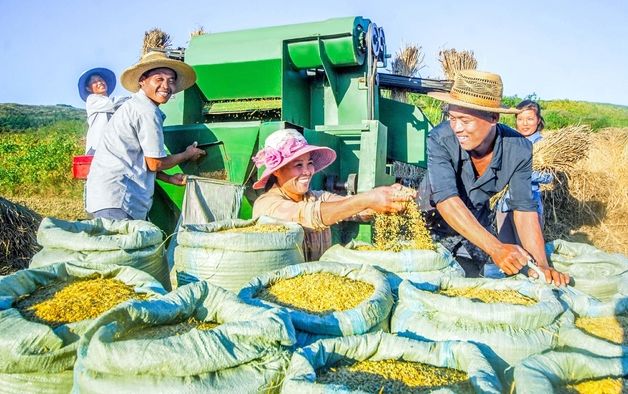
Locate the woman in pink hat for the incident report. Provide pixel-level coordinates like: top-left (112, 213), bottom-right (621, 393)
top-left (252, 128), bottom-right (414, 261)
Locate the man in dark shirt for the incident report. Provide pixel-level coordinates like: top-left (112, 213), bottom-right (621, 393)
top-left (420, 70), bottom-right (568, 286)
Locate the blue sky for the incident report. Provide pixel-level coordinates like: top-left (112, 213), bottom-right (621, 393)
top-left (1, 0), bottom-right (627, 107)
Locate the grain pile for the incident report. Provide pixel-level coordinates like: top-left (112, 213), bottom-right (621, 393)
top-left (557, 377), bottom-right (626, 394)
top-left (0, 197), bottom-right (41, 275)
top-left (439, 287), bottom-right (537, 306)
top-left (221, 223), bottom-right (288, 234)
top-left (256, 272), bottom-right (374, 315)
top-left (372, 188), bottom-right (435, 252)
top-left (123, 317), bottom-right (220, 340)
top-left (575, 315), bottom-right (628, 345)
top-left (199, 169), bottom-right (228, 180)
top-left (317, 359), bottom-right (474, 394)
top-left (15, 277), bottom-right (146, 327)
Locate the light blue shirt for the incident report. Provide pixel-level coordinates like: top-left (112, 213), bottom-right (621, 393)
top-left (85, 90), bottom-right (167, 220)
top-left (84, 94), bottom-right (129, 154)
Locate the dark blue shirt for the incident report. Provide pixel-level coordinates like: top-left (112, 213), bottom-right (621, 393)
top-left (420, 121), bottom-right (537, 230)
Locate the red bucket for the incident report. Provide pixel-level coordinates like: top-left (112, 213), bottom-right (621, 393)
top-left (72, 155), bottom-right (94, 180)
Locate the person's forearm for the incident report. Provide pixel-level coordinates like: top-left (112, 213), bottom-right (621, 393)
top-left (320, 194), bottom-right (372, 226)
top-left (156, 171), bottom-right (172, 183)
top-left (436, 197), bottom-right (501, 256)
top-left (147, 151), bottom-right (190, 172)
top-left (513, 210), bottom-right (548, 266)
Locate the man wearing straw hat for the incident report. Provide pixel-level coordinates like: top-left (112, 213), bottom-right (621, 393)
top-left (421, 70), bottom-right (568, 286)
top-left (85, 52), bottom-right (205, 221)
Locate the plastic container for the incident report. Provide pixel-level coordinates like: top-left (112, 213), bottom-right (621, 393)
top-left (72, 155), bottom-right (93, 179)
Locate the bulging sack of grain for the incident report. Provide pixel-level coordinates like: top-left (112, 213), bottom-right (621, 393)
top-left (173, 216), bottom-right (304, 291)
top-left (513, 351), bottom-right (628, 394)
top-left (74, 280), bottom-right (295, 393)
top-left (320, 240), bottom-right (464, 291)
top-left (391, 277), bottom-right (568, 381)
top-left (547, 239), bottom-right (628, 301)
top-left (0, 262), bottom-right (165, 393)
top-left (239, 262), bottom-right (393, 346)
top-left (30, 217), bottom-right (169, 290)
top-left (556, 307), bottom-right (627, 358)
top-left (282, 332), bottom-right (502, 394)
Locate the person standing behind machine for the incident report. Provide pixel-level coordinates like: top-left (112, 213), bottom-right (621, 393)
top-left (77, 67), bottom-right (128, 154)
top-left (85, 52), bottom-right (206, 221)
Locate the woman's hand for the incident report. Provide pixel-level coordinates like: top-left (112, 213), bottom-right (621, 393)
top-left (366, 184), bottom-right (416, 214)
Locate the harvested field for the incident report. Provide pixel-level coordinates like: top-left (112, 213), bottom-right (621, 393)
top-left (317, 359), bottom-right (474, 394)
top-left (256, 272), bottom-right (374, 314)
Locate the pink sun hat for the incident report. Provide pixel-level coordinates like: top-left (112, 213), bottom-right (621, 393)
top-left (252, 129), bottom-right (336, 190)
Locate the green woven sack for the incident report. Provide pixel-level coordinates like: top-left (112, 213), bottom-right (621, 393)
top-left (173, 216), bottom-right (304, 291)
top-left (282, 332), bottom-right (502, 393)
top-left (73, 281), bottom-right (296, 393)
top-left (30, 217), bottom-right (169, 290)
top-left (0, 263), bottom-right (166, 393)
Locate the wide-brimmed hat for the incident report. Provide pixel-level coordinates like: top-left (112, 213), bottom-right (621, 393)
top-left (120, 51), bottom-right (196, 94)
top-left (77, 67), bottom-right (116, 101)
top-left (252, 129), bottom-right (336, 190)
top-left (428, 70), bottom-right (520, 114)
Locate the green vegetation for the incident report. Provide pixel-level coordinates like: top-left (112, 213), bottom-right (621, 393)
top-left (0, 103), bottom-right (85, 132)
top-left (409, 93), bottom-right (628, 130)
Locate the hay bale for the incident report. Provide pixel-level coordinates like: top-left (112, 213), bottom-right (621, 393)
top-left (0, 197), bottom-right (41, 275)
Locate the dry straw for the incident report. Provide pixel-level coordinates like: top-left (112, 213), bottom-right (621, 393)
top-left (317, 359), bottom-right (473, 393)
top-left (438, 49), bottom-right (478, 80)
top-left (189, 26), bottom-right (206, 38)
top-left (391, 43), bottom-right (425, 103)
top-left (142, 28), bottom-right (172, 56)
top-left (256, 272), bottom-right (374, 315)
top-left (0, 197), bottom-right (41, 275)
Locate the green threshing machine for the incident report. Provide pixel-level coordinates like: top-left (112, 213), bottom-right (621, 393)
top-left (152, 16), bottom-right (450, 242)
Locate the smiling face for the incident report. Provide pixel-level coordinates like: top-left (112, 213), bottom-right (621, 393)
top-left (273, 152), bottom-right (314, 201)
top-left (516, 109), bottom-right (541, 136)
top-left (447, 105), bottom-right (499, 155)
top-left (86, 74), bottom-right (108, 96)
top-left (138, 68), bottom-right (176, 105)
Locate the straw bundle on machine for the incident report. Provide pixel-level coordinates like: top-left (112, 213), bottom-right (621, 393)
top-left (438, 48), bottom-right (478, 80)
top-left (390, 43), bottom-right (424, 103)
top-left (317, 359), bottom-right (474, 393)
top-left (142, 28), bottom-right (171, 56)
top-left (0, 197), bottom-right (41, 275)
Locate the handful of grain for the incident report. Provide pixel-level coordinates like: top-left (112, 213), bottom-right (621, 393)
top-left (439, 287), bottom-right (537, 306)
top-left (373, 188), bottom-right (435, 252)
top-left (123, 317), bottom-right (220, 340)
top-left (15, 277), bottom-right (146, 327)
top-left (557, 377), bottom-right (626, 394)
top-left (317, 359), bottom-right (474, 394)
top-left (221, 223), bottom-right (288, 233)
top-left (256, 272), bottom-right (374, 315)
top-left (575, 315), bottom-right (628, 345)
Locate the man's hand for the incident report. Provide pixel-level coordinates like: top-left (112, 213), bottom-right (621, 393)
top-left (157, 172), bottom-right (186, 186)
top-left (528, 264), bottom-right (570, 287)
top-left (489, 243), bottom-right (529, 275)
top-left (185, 143), bottom-right (206, 162)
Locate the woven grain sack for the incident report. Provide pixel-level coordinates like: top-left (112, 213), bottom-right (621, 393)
top-left (320, 240), bottom-right (464, 291)
top-left (282, 332), bottom-right (502, 393)
top-left (30, 217), bottom-right (169, 290)
top-left (547, 239), bottom-right (628, 301)
top-left (391, 277), bottom-right (568, 382)
top-left (173, 216), bottom-right (304, 292)
top-left (239, 262), bottom-right (393, 346)
top-left (513, 351), bottom-right (628, 394)
top-left (0, 263), bottom-right (166, 393)
top-left (73, 281), bottom-right (295, 393)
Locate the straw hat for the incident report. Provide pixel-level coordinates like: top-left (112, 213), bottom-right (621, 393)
top-left (252, 129), bottom-right (336, 190)
top-left (428, 70), bottom-right (520, 114)
top-left (120, 51), bottom-right (196, 94)
top-left (77, 67), bottom-right (116, 101)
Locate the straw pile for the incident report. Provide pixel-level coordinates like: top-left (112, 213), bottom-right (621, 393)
top-left (438, 49), bottom-right (478, 80)
top-left (221, 223), bottom-right (288, 234)
top-left (124, 317), bottom-right (220, 340)
top-left (439, 287), bottom-right (537, 306)
top-left (0, 197), bottom-right (41, 275)
top-left (373, 188), bottom-right (435, 252)
top-left (15, 277), bottom-right (146, 327)
top-left (574, 315), bottom-right (627, 345)
top-left (256, 272), bottom-right (374, 315)
top-left (142, 28), bottom-right (171, 56)
top-left (317, 359), bottom-right (473, 393)
top-left (391, 43), bottom-right (424, 103)
top-left (542, 127), bottom-right (628, 254)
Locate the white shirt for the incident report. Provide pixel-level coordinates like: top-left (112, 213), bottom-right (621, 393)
top-left (85, 90), bottom-right (167, 220)
top-left (84, 94), bottom-right (114, 154)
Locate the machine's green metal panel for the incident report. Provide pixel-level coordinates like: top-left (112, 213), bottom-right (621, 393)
top-left (379, 97), bottom-right (432, 167)
top-left (193, 60), bottom-right (282, 100)
top-left (286, 35), bottom-right (362, 69)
